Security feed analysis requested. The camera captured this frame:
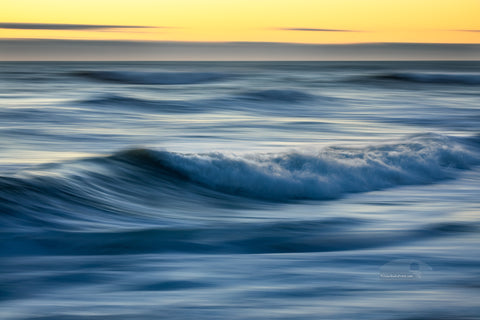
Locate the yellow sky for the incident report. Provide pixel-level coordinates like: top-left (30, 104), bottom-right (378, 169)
top-left (1, 0), bottom-right (479, 43)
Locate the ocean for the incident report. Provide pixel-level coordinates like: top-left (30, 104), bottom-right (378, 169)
top-left (0, 61), bottom-right (479, 319)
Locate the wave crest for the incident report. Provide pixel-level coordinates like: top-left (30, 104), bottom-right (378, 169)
top-left (146, 134), bottom-right (478, 200)
top-left (1, 134), bottom-right (478, 210)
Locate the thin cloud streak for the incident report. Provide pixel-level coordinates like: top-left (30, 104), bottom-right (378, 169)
top-left (0, 23), bottom-right (161, 30)
top-left (277, 27), bottom-right (357, 32)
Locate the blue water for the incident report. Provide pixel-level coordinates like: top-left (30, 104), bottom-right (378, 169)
top-left (1, 61), bottom-right (479, 319)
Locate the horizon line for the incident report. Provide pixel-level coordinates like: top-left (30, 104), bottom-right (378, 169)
top-left (2, 39), bottom-right (479, 61)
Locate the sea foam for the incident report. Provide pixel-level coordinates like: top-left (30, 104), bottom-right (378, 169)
top-left (149, 133), bottom-right (478, 200)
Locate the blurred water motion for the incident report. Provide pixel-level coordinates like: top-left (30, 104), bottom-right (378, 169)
top-left (0, 61), bottom-right (479, 319)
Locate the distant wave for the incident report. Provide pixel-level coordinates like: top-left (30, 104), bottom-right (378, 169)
top-left (82, 94), bottom-right (161, 107)
top-left (77, 89), bottom-right (320, 114)
top-left (73, 70), bottom-right (233, 85)
top-left (237, 89), bottom-right (316, 103)
top-left (373, 72), bottom-right (480, 85)
top-left (79, 94), bottom-right (202, 113)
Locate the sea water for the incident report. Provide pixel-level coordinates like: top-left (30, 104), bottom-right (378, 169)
top-left (0, 61), bottom-right (479, 319)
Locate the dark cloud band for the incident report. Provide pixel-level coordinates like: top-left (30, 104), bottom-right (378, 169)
top-left (0, 23), bottom-right (156, 30)
top-left (277, 28), bottom-right (356, 32)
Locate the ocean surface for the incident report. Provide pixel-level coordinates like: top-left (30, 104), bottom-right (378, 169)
top-left (0, 61), bottom-right (479, 319)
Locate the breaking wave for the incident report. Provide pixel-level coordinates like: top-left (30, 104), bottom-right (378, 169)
top-left (1, 133), bottom-right (479, 254)
top-left (1, 133), bottom-right (478, 207)
top-left (129, 133), bottom-right (478, 200)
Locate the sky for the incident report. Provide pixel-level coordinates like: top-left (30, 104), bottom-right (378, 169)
top-left (1, 0), bottom-right (479, 60)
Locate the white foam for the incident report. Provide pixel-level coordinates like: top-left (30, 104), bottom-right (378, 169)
top-left (158, 134), bottom-right (479, 200)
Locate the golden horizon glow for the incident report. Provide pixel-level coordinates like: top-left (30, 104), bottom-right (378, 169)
top-left (1, 0), bottom-right (479, 44)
